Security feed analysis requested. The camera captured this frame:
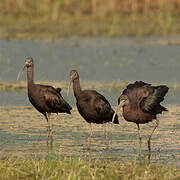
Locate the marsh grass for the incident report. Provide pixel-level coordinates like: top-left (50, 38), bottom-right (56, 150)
top-left (1, 0), bottom-right (180, 18)
top-left (0, 80), bottom-right (126, 91)
top-left (0, 0), bottom-right (180, 38)
top-left (0, 155), bottom-right (179, 180)
top-left (0, 81), bottom-right (25, 91)
top-left (1, 80), bottom-right (180, 92)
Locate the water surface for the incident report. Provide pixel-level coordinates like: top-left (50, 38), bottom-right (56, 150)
top-left (0, 105), bottom-right (179, 166)
top-left (0, 37), bottom-right (180, 165)
top-left (0, 37), bottom-right (180, 82)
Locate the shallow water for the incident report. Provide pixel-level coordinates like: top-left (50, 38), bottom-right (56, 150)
top-left (0, 106), bottom-right (179, 166)
top-left (0, 37), bottom-right (180, 82)
top-left (0, 37), bottom-right (180, 165)
top-left (0, 37), bottom-right (180, 106)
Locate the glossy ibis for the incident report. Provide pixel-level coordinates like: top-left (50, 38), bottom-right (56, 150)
top-left (67, 70), bottom-right (119, 148)
top-left (113, 81), bottom-right (168, 152)
top-left (17, 57), bottom-right (72, 146)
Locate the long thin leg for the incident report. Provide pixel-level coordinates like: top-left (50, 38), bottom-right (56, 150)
top-left (147, 119), bottom-right (159, 152)
top-left (46, 113), bottom-right (52, 147)
top-left (50, 130), bottom-right (53, 150)
top-left (137, 124), bottom-right (142, 153)
top-left (103, 122), bottom-right (109, 149)
top-left (44, 114), bottom-right (49, 146)
top-left (48, 112), bottom-right (53, 150)
top-left (46, 124), bottom-right (50, 146)
top-left (88, 123), bottom-right (93, 149)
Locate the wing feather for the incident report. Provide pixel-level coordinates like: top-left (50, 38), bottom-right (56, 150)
top-left (44, 88), bottom-right (62, 109)
top-left (121, 81), bottom-right (168, 114)
top-left (141, 85), bottom-right (169, 113)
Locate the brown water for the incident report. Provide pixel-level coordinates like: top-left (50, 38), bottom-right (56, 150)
top-left (0, 37), bottom-right (180, 165)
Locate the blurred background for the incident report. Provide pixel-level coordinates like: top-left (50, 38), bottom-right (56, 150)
top-left (0, 0), bottom-right (180, 106)
top-left (0, 0), bottom-right (180, 38)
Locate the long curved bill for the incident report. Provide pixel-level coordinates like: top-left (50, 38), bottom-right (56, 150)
top-left (112, 99), bottom-right (125, 123)
top-left (112, 103), bottom-right (121, 123)
top-left (67, 79), bottom-right (72, 96)
top-left (17, 64), bottom-right (26, 81)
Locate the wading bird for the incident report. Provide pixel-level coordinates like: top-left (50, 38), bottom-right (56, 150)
top-left (113, 81), bottom-right (168, 152)
top-left (67, 70), bottom-right (119, 149)
top-left (17, 57), bottom-right (72, 147)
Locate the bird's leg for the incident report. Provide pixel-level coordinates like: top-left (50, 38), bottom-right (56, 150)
top-left (45, 114), bottom-right (49, 146)
top-left (46, 123), bottom-right (50, 146)
top-left (48, 113), bottom-right (53, 149)
top-left (137, 124), bottom-right (142, 154)
top-left (103, 122), bottom-right (109, 149)
top-left (46, 113), bottom-right (52, 146)
top-left (50, 131), bottom-right (53, 150)
top-left (88, 123), bottom-right (93, 149)
top-left (47, 112), bottom-right (52, 131)
top-left (147, 119), bottom-right (159, 152)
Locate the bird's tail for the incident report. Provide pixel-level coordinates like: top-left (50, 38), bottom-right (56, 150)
top-left (59, 97), bottom-right (72, 114)
top-left (63, 101), bottom-right (72, 114)
top-left (153, 85), bottom-right (169, 104)
top-left (143, 85), bottom-right (169, 114)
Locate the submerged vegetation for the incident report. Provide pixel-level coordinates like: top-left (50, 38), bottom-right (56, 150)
top-left (0, 156), bottom-right (179, 180)
top-left (0, 0), bottom-right (180, 39)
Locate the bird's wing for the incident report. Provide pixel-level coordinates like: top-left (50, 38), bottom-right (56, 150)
top-left (121, 81), bottom-right (168, 114)
top-left (79, 90), bottom-right (112, 115)
top-left (43, 86), bottom-right (72, 111)
top-left (93, 93), bottom-right (111, 114)
top-left (122, 81), bottom-right (151, 95)
top-left (120, 81), bottom-right (151, 106)
top-left (141, 85), bottom-right (169, 113)
top-left (44, 89), bottom-right (61, 108)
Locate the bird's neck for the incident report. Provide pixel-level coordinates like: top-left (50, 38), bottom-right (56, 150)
top-left (27, 66), bottom-right (34, 87)
top-left (73, 78), bottom-right (82, 99)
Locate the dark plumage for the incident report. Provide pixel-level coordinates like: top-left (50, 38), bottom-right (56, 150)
top-left (67, 70), bottom-right (119, 148)
top-left (17, 57), bottom-right (72, 146)
top-left (113, 81), bottom-right (168, 152)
